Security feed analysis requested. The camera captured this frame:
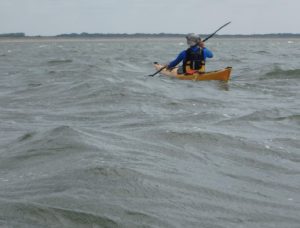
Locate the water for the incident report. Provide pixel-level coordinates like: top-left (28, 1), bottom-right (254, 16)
top-left (0, 38), bottom-right (299, 228)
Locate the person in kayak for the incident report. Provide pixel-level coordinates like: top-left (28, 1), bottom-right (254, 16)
top-left (166, 33), bottom-right (213, 74)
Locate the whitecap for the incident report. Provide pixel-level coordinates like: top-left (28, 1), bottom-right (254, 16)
top-left (265, 145), bottom-right (270, 149)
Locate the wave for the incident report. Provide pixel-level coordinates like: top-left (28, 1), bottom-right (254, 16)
top-left (254, 50), bottom-right (270, 54)
top-left (82, 166), bottom-right (141, 179)
top-left (47, 59), bottom-right (73, 65)
top-left (0, 200), bottom-right (119, 228)
top-left (0, 197), bottom-right (172, 228)
top-left (149, 126), bottom-right (300, 172)
top-left (261, 67), bottom-right (300, 79)
top-left (276, 114), bottom-right (300, 124)
top-left (276, 137), bottom-right (300, 148)
top-left (229, 110), bottom-right (300, 123)
top-left (2, 126), bottom-right (100, 164)
top-left (27, 82), bottom-right (43, 88)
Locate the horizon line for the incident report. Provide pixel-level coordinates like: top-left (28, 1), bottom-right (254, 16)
top-left (1, 32), bottom-right (300, 38)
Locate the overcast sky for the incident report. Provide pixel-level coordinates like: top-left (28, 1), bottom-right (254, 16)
top-left (0, 0), bottom-right (299, 36)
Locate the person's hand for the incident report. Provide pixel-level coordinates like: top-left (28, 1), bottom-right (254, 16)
top-left (198, 41), bottom-right (205, 48)
top-left (164, 64), bottom-right (170, 70)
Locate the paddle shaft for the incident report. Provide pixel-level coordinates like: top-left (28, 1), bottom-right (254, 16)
top-left (148, 22), bottom-right (231, 77)
top-left (148, 65), bottom-right (167, 77)
top-left (202, 22), bottom-right (231, 42)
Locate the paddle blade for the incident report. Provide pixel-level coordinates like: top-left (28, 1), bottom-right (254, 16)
top-left (148, 64), bottom-right (166, 77)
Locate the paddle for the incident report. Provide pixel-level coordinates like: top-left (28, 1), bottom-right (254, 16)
top-left (202, 22), bottom-right (231, 42)
top-left (147, 62), bottom-right (166, 77)
top-left (148, 22), bottom-right (231, 77)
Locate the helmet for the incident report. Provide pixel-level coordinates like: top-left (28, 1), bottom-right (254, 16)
top-left (186, 33), bottom-right (200, 46)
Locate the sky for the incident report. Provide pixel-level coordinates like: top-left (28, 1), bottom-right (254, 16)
top-left (0, 0), bottom-right (299, 36)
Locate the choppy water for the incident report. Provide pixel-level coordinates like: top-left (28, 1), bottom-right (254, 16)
top-left (0, 38), bottom-right (299, 228)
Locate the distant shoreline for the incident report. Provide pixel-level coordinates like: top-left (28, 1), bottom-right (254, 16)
top-left (1, 33), bottom-right (300, 39)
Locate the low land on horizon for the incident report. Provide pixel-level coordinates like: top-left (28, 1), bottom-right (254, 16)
top-left (1, 32), bottom-right (300, 39)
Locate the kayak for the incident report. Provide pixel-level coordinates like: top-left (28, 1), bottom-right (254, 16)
top-left (154, 63), bottom-right (232, 81)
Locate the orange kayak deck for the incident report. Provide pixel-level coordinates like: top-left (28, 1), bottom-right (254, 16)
top-left (154, 63), bottom-right (232, 81)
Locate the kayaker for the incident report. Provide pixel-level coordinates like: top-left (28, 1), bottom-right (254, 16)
top-left (166, 33), bottom-right (213, 74)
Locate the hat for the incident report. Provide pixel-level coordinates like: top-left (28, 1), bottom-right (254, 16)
top-left (186, 33), bottom-right (200, 46)
top-left (186, 33), bottom-right (199, 42)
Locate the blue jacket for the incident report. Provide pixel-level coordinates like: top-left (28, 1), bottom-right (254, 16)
top-left (168, 46), bottom-right (213, 68)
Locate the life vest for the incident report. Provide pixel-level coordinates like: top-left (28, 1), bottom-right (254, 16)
top-left (182, 46), bottom-right (205, 74)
